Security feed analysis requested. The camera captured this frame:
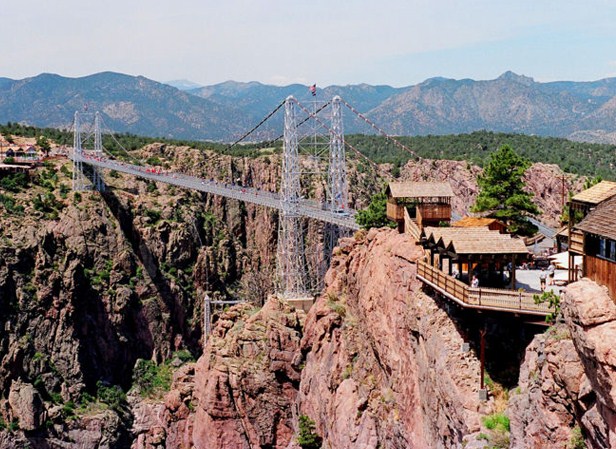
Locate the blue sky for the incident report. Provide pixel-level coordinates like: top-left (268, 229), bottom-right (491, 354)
top-left (3, 0), bottom-right (616, 87)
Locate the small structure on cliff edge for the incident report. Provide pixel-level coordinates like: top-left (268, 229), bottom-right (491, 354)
top-left (386, 181), bottom-right (454, 237)
top-left (572, 194), bottom-right (616, 299)
top-left (452, 216), bottom-right (507, 233)
top-left (568, 180), bottom-right (616, 283)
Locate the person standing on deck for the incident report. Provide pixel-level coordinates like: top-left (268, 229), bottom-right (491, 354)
top-left (547, 262), bottom-right (555, 286)
top-left (540, 268), bottom-right (547, 292)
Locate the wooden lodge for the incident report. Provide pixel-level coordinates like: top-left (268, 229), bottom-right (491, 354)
top-left (573, 195), bottom-right (616, 299)
top-left (568, 181), bottom-right (616, 282)
top-left (386, 182), bottom-right (454, 236)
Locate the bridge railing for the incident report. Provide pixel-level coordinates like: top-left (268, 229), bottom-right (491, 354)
top-left (417, 260), bottom-right (553, 316)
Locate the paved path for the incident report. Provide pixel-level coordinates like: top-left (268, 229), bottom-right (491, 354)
top-left (515, 268), bottom-right (568, 294)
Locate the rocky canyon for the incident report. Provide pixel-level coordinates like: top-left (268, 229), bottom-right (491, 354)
top-left (0, 143), bottom-right (613, 448)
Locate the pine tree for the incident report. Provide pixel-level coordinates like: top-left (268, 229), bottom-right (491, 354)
top-left (355, 192), bottom-right (396, 230)
top-left (472, 144), bottom-right (540, 236)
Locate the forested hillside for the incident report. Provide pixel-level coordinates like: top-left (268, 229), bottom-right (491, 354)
top-left (3, 123), bottom-right (614, 180)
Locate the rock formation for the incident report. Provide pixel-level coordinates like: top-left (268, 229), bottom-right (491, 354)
top-left (192, 298), bottom-right (304, 449)
top-left (297, 229), bottom-right (489, 448)
top-left (510, 279), bottom-right (616, 448)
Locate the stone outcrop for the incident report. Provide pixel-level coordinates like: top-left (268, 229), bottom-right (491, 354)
top-left (131, 363), bottom-right (196, 449)
top-left (509, 279), bottom-right (616, 448)
top-left (7, 380), bottom-right (44, 431)
top-left (192, 297), bottom-right (304, 449)
top-left (297, 228), bottom-right (488, 448)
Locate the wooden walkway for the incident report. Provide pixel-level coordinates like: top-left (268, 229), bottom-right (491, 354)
top-left (416, 260), bottom-right (554, 317)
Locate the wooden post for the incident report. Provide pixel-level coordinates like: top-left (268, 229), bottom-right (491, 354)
top-left (511, 254), bottom-right (517, 291)
top-left (480, 328), bottom-right (487, 390)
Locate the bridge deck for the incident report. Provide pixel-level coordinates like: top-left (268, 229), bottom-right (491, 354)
top-left (72, 153), bottom-right (360, 230)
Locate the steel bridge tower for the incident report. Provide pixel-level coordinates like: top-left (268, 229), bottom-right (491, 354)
top-left (72, 111), bottom-right (105, 192)
top-left (91, 112), bottom-right (105, 192)
top-left (276, 96), bottom-right (310, 299)
top-left (322, 96), bottom-right (350, 277)
top-left (328, 96), bottom-right (348, 215)
top-left (72, 112), bottom-right (87, 191)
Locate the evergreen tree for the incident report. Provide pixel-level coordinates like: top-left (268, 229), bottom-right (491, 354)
top-left (471, 144), bottom-right (540, 236)
top-left (355, 192), bottom-right (396, 230)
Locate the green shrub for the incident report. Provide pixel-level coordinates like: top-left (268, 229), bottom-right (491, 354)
top-left (0, 193), bottom-right (24, 215)
top-left (144, 208), bottom-right (161, 224)
top-left (173, 350), bottom-right (195, 363)
top-left (96, 381), bottom-right (126, 411)
top-left (0, 172), bottom-right (29, 192)
top-left (482, 413), bottom-right (510, 433)
top-left (297, 415), bottom-right (322, 449)
top-left (132, 359), bottom-right (172, 398)
top-left (568, 425), bottom-right (585, 449)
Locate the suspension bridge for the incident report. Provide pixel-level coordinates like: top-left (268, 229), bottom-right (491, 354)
top-left (70, 95), bottom-right (372, 300)
top-left (68, 95), bottom-right (559, 306)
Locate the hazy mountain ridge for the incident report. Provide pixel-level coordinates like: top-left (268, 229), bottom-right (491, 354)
top-left (3, 71), bottom-right (616, 142)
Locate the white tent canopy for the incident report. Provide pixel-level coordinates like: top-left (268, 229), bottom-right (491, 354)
top-left (548, 251), bottom-right (583, 269)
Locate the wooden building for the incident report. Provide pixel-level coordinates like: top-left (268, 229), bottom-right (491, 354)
top-left (574, 195), bottom-right (616, 299)
top-left (568, 181), bottom-right (616, 281)
top-left (421, 226), bottom-right (529, 290)
top-left (386, 182), bottom-right (454, 234)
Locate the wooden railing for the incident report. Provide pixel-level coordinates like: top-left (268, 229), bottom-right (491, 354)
top-left (417, 260), bottom-right (553, 316)
top-left (404, 207), bottom-right (422, 241)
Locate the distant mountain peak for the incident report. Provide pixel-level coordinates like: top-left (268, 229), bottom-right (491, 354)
top-left (163, 79), bottom-right (203, 91)
top-left (498, 71), bottom-right (535, 86)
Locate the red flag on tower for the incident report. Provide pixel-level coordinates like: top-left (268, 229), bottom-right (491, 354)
top-left (309, 84), bottom-right (316, 96)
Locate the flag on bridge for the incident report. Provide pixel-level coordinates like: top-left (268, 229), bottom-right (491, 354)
top-left (309, 84), bottom-right (317, 96)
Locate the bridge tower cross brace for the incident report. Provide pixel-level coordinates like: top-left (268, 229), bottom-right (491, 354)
top-left (276, 96), bottom-right (310, 299)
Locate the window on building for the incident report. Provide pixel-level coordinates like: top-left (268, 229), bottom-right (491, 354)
top-left (599, 238), bottom-right (607, 258)
top-left (611, 240), bottom-right (616, 261)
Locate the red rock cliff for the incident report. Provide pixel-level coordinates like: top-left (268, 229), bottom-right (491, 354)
top-left (297, 228), bottom-right (489, 448)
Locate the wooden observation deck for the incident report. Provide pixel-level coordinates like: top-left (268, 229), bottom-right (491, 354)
top-left (417, 260), bottom-right (553, 316)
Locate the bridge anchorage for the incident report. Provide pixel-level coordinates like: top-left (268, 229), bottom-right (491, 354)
top-left (71, 95), bottom-right (356, 303)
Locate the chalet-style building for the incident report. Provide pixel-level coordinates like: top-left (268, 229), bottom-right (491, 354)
top-left (386, 182), bottom-right (454, 236)
top-left (574, 195), bottom-right (616, 299)
top-left (568, 181), bottom-right (616, 282)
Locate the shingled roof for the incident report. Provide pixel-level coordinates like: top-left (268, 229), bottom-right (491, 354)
top-left (386, 182), bottom-right (454, 200)
top-left (575, 195), bottom-right (616, 241)
top-left (423, 226), bottom-right (528, 255)
top-left (571, 181), bottom-right (616, 205)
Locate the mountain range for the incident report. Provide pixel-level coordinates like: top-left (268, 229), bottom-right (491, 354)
top-left (3, 71), bottom-right (616, 143)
